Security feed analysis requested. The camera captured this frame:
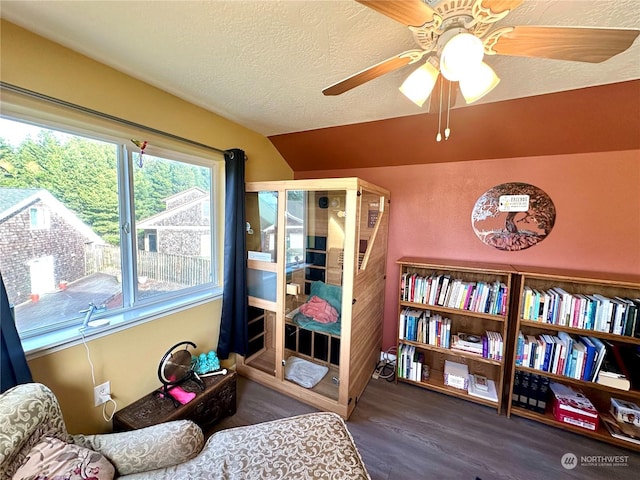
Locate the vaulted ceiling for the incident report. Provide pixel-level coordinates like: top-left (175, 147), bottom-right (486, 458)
top-left (2, 1), bottom-right (639, 170)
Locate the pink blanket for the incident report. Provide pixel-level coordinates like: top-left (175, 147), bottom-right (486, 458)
top-left (299, 296), bottom-right (339, 324)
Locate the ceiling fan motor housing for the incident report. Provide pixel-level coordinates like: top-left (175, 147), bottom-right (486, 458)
top-left (411, 0), bottom-right (503, 52)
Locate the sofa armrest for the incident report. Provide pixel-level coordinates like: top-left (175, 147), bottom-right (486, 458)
top-left (70, 420), bottom-right (204, 476)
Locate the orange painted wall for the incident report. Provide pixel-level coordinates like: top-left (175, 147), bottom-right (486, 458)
top-left (296, 150), bottom-right (640, 349)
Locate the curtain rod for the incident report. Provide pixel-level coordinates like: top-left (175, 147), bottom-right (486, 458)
top-left (0, 82), bottom-right (230, 156)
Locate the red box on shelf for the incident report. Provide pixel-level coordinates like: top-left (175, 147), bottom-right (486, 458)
top-left (553, 403), bottom-right (599, 431)
top-left (550, 382), bottom-right (599, 431)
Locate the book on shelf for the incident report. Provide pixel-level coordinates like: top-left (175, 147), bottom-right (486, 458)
top-left (467, 374), bottom-right (498, 402)
top-left (444, 360), bottom-right (468, 390)
top-left (512, 369), bottom-right (522, 408)
top-left (596, 374), bottom-right (631, 391)
top-left (623, 299), bottom-right (639, 337)
top-left (397, 343), bottom-right (424, 383)
top-left (519, 372), bottom-right (530, 409)
top-left (512, 371), bottom-right (550, 414)
top-left (485, 330), bottom-right (503, 361)
top-left (610, 398), bottom-right (640, 426)
top-left (596, 340), bottom-right (631, 391)
top-left (451, 332), bottom-right (483, 356)
top-left (601, 412), bottom-right (640, 445)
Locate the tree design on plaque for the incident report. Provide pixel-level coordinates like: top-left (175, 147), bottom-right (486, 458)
top-left (471, 182), bottom-right (555, 251)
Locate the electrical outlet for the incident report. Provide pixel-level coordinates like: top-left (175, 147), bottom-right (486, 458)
top-left (94, 381), bottom-right (111, 407)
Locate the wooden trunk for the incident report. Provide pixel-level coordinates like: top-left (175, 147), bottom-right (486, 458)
top-left (113, 371), bottom-right (237, 432)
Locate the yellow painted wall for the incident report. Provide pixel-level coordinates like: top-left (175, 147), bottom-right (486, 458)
top-left (1, 19), bottom-right (293, 433)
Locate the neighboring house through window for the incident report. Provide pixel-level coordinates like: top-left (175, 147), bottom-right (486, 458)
top-left (0, 114), bottom-right (221, 352)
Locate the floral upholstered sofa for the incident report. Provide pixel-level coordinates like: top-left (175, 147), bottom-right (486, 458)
top-left (0, 383), bottom-right (370, 480)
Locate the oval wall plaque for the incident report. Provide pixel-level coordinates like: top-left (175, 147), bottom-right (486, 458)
top-left (471, 182), bottom-right (556, 251)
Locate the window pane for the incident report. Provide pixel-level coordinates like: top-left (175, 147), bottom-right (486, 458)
top-left (247, 268), bottom-right (277, 302)
top-left (286, 190), bottom-right (305, 266)
top-left (246, 191), bottom-right (278, 262)
top-left (133, 152), bottom-right (213, 301)
top-left (0, 118), bottom-right (122, 335)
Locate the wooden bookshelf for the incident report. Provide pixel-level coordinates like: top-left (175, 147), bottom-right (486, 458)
top-left (507, 268), bottom-right (640, 451)
top-left (396, 257), bottom-right (515, 413)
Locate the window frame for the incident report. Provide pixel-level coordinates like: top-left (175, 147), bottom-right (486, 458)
top-left (29, 206), bottom-right (50, 230)
top-left (0, 104), bottom-right (224, 357)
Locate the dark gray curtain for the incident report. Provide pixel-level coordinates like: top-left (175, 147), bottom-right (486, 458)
top-left (217, 149), bottom-right (248, 358)
top-left (1, 271), bottom-right (33, 393)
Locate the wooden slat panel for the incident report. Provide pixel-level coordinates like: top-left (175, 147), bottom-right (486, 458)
top-left (348, 193), bottom-right (390, 411)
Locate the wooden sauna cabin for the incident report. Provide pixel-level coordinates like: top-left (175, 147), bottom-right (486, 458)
top-left (237, 178), bottom-right (390, 418)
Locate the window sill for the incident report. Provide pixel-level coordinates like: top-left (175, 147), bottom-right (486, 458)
top-left (23, 287), bottom-right (223, 359)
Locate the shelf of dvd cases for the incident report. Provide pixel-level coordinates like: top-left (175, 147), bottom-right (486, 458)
top-left (396, 257), bottom-right (515, 413)
top-left (507, 267), bottom-right (640, 450)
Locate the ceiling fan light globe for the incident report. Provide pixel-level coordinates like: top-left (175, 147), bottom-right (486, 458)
top-left (440, 32), bottom-right (484, 81)
top-left (399, 61), bottom-right (439, 107)
top-left (460, 62), bottom-right (500, 104)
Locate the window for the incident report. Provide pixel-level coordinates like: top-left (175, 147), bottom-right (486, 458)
top-left (29, 206), bottom-right (50, 229)
top-left (285, 190), bottom-right (305, 267)
top-left (0, 116), bottom-right (220, 350)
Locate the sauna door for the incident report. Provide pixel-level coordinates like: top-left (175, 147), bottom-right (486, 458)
top-left (282, 189), bottom-right (346, 402)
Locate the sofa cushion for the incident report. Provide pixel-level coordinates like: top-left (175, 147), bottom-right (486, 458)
top-left (0, 383), bottom-right (70, 479)
top-left (123, 412), bottom-right (371, 479)
top-left (12, 436), bottom-right (115, 480)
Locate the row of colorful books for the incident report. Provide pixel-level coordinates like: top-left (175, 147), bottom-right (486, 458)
top-left (515, 332), bottom-right (608, 382)
top-left (450, 331), bottom-right (504, 361)
top-left (400, 272), bottom-right (508, 316)
top-left (521, 286), bottom-right (640, 337)
top-left (397, 343), bottom-right (425, 382)
top-left (399, 308), bottom-right (451, 348)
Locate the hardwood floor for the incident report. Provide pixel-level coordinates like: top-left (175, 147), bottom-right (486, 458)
top-left (210, 375), bottom-right (639, 480)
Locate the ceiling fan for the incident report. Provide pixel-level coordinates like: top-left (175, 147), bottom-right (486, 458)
top-left (323, 0), bottom-right (640, 113)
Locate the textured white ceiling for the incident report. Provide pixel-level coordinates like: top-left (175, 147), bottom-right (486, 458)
top-left (2, 0), bottom-right (639, 136)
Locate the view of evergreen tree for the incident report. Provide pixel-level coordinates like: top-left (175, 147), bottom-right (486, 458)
top-left (0, 125), bottom-right (211, 246)
top-left (132, 153), bottom-right (211, 221)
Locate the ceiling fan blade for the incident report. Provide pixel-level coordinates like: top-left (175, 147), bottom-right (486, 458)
top-left (487, 25), bottom-right (640, 63)
top-left (356, 0), bottom-right (438, 28)
top-left (323, 50), bottom-right (424, 96)
top-left (479, 0), bottom-right (524, 15)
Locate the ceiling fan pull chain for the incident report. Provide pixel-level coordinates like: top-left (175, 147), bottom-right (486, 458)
top-left (436, 78), bottom-right (443, 142)
top-left (445, 80), bottom-right (451, 140)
